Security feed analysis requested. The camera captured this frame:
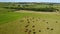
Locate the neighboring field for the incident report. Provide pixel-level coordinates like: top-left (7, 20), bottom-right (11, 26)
top-left (0, 11), bottom-right (60, 34)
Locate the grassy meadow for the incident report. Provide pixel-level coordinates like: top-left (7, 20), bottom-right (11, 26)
top-left (0, 2), bottom-right (60, 34)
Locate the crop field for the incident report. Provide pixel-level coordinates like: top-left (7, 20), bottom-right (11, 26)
top-left (0, 2), bottom-right (60, 34)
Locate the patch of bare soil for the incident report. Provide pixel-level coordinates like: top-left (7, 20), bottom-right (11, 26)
top-left (16, 10), bottom-right (60, 15)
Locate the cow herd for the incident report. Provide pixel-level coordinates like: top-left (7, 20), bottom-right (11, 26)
top-left (20, 16), bottom-right (58, 34)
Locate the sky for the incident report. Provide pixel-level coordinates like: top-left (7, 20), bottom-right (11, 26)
top-left (0, 0), bottom-right (60, 3)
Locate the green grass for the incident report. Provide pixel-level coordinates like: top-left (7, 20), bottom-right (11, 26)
top-left (0, 2), bottom-right (60, 34)
top-left (0, 12), bottom-right (21, 25)
top-left (0, 12), bottom-right (60, 34)
top-left (0, 12), bottom-right (60, 25)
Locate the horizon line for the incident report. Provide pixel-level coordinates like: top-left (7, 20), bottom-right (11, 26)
top-left (0, 2), bottom-right (60, 3)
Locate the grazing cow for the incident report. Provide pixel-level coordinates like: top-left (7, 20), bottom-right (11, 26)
top-left (32, 21), bottom-right (34, 22)
top-left (27, 21), bottom-right (30, 23)
top-left (25, 30), bottom-right (27, 32)
top-left (47, 27), bottom-right (49, 30)
top-left (56, 21), bottom-right (58, 23)
top-left (33, 32), bottom-right (36, 34)
top-left (29, 30), bottom-right (31, 32)
top-left (33, 29), bottom-right (35, 31)
top-left (28, 30), bottom-right (31, 34)
top-left (51, 28), bottom-right (53, 30)
top-left (25, 25), bottom-right (29, 28)
top-left (25, 29), bottom-right (28, 33)
top-left (32, 25), bottom-right (35, 28)
top-left (26, 29), bottom-right (28, 31)
top-left (46, 22), bottom-right (48, 24)
top-left (27, 19), bottom-right (29, 21)
top-left (39, 30), bottom-right (41, 32)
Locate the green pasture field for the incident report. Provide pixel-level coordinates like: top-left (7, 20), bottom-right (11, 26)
top-left (0, 2), bottom-right (60, 34)
top-left (0, 11), bottom-right (60, 34)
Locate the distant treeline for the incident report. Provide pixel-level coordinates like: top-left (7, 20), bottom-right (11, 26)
top-left (0, 2), bottom-right (60, 12)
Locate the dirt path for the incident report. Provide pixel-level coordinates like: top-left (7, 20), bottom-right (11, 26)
top-left (16, 10), bottom-right (60, 15)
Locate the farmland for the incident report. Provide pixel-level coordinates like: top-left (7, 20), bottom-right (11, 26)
top-left (0, 2), bottom-right (60, 34)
